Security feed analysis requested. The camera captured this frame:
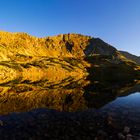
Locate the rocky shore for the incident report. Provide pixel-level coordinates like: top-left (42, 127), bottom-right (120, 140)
top-left (0, 108), bottom-right (139, 140)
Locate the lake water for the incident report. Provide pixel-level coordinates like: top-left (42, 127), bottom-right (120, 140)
top-left (101, 92), bottom-right (140, 125)
top-left (0, 68), bottom-right (140, 139)
top-left (0, 77), bottom-right (140, 119)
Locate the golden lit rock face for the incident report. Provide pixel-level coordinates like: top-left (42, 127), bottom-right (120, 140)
top-left (0, 32), bottom-right (91, 60)
top-left (0, 57), bottom-right (89, 85)
top-left (0, 31), bottom-right (121, 61)
top-left (0, 32), bottom-right (92, 88)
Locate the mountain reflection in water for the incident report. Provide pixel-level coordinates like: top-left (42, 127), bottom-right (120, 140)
top-left (0, 71), bottom-right (140, 115)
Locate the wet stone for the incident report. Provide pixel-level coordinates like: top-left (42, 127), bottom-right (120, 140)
top-left (118, 133), bottom-right (125, 139)
top-left (124, 126), bottom-right (130, 134)
top-left (96, 130), bottom-right (108, 139)
top-left (126, 134), bottom-right (133, 140)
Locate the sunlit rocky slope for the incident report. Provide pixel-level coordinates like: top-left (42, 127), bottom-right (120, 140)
top-left (0, 31), bottom-right (124, 60)
top-left (0, 31), bottom-right (140, 83)
top-left (0, 32), bottom-right (118, 61)
top-left (0, 31), bottom-right (139, 63)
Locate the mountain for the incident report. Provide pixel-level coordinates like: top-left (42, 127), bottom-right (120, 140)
top-left (0, 31), bottom-right (140, 84)
top-left (119, 51), bottom-right (140, 65)
top-left (0, 32), bottom-right (122, 61)
top-left (0, 31), bottom-right (140, 114)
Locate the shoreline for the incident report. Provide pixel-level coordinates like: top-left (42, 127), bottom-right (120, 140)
top-left (0, 108), bottom-right (139, 140)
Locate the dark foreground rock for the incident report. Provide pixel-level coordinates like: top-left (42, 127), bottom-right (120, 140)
top-left (0, 108), bottom-right (139, 140)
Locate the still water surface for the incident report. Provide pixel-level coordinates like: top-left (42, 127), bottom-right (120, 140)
top-left (0, 77), bottom-right (140, 116)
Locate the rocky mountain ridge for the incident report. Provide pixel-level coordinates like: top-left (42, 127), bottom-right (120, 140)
top-left (0, 31), bottom-right (123, 61)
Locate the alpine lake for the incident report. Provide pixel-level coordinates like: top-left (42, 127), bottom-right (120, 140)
top-left (0, 59), bottom-right (140, 140)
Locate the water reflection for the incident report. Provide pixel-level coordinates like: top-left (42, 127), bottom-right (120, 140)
top-left (0, 58), bottom-right (140, 115)
top-left (107, 92), bottom-right (140, 108)
top-left (0, 74), bottom-right (140, 115)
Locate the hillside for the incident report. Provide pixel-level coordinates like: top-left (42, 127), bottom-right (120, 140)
top-left (0, 31), bottom-right (140, 84)
top-left (0, 31), bottom-right (123, 61)
top-left (120, 50), bottom-right (140, 65)
top-left (0, 31), bottom-right (140, 115)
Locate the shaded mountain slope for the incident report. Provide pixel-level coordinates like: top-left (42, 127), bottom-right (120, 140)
top-left (120, 50), bottom-right (140, 65)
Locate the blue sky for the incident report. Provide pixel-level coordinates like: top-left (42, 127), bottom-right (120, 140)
top-left (0, 0), bottom-right (140, 55)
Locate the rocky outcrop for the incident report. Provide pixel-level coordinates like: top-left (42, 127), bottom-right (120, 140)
top-left (84, 38), bottom-right (118, 56)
